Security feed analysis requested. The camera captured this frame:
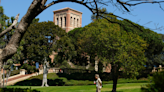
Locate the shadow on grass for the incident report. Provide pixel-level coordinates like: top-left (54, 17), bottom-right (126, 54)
top-left (14, 79), bottom-right (65, 86)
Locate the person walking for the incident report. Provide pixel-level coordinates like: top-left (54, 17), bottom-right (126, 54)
top-left (94, 74), bottom-right (102, 92)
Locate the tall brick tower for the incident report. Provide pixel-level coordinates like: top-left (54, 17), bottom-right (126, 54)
top-left (53, 7), bottom-right (82, 33)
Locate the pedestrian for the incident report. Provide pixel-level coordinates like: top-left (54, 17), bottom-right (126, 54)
top-left (35, 62), bottom-right (39, 75)
top-left (94, 74), bottom-right (102, 92)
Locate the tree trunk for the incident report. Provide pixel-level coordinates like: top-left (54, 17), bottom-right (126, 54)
top-left (2, 66), bottom-right (5, 87)
top-left (111, 64), bottom-right (119, 92)
top-left (0, 61), bottom-right (2, 88)
top-left (6, 69), bottom-right (11, 86)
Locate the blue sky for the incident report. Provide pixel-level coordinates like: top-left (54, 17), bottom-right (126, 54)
top-left (1, 0), bottom-right (164, 34)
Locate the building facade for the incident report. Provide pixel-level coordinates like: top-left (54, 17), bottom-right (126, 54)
top-left (53, 7), bottom-right (82, 33)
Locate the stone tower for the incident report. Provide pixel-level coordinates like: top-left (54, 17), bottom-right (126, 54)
top-left (53, 7), bottom-right (82, 33)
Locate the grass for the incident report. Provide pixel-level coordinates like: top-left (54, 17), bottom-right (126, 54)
top-left (8, 83), bottom-right (147, 92)
top-left (14, 73), bottom-right (149, 86)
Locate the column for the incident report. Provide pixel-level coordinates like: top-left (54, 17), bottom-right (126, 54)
top-left (72, 17), bottom-right (74, 27)
top-left (66, 12), bottom-right (70, 32)
top-left (75, 17), bottom-right (77, 27)
top-left (59, 15), bottom-right (61, 27)
top-left (62, 16), bottom-right (64, 28)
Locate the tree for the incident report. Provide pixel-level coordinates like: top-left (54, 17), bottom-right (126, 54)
top-left (0, 0), bottom-right (164, 88)
top-left (68, 28), bottom-right (92, 67)
top-left (118, 20), bottom-right (164, 67)
top-left (91, 8), bottom-right (164, 68)
top-left (54, 34), bottom-right (77, 68)
top-left (21, 21), bottom-right (66, 86)
top-left (78, 19), bottom-right (148, 92)
top-left (22, 21), bottom-right (65, 62)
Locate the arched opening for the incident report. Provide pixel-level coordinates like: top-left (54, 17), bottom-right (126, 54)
top-left (64, 17), bottom-right (66, 27)
top-left (70, 17), bottom-right (72, 26)
top-left (57, 18), bottom-right (59, 25)
top-left (60, 17), bottom-right (62, 27)
top-left (74, 18), bottom-right (75, 27)
top-left (77, 19), bottom-right (78, 27)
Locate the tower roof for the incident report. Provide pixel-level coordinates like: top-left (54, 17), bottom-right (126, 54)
top-left (53, 7), bottom-right (82, 14)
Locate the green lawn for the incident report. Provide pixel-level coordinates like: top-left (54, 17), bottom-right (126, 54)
top-left (8, 83), bottom-right (147, 92)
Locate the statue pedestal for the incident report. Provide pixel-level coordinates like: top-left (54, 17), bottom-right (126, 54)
top-left (20, 69), bottom-right (25, 75)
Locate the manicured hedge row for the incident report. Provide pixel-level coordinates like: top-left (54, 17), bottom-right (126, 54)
top-left (15, 79), bottom-right (66, 86)
top-left (0, 88), bottom-right (40, 92)
top-left (57, 72), bottom-right (124, 81)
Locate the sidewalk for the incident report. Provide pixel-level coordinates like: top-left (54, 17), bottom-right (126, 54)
top-left (3, 73), bottom-right (36, 86)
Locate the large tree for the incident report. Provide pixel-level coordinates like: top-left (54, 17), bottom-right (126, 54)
top-left (92, 8), bottom-right (164, 68)
top-left (22, 21), bottom-right (65, 62)
top-left (78, 19), bottom-right (148, 92)
top-left (0, 0), bottom-right (164, 88)
top-left (22, 21), bottom-right (66, 86)
top-left (68, 28), bottom-right (94, 67)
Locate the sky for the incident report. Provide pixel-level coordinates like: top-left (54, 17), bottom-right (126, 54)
top-left (1, 0), bottom-right (164, 34)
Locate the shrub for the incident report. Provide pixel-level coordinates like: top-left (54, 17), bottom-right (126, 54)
top-left (141, 71), bottom-right (164, 92)
top-left (10, 70), bottom-right (20, 76)
top-left (0, 88), bottom-right (40, 92)
top-left (20, 63), bottom-right (36, 74)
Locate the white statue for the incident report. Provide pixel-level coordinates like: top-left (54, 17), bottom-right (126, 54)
top-left (41, 57), bottom-right (50, 87)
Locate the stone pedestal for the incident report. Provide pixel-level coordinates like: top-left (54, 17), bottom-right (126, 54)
top-left (20, 69), bottom-right (25, 75)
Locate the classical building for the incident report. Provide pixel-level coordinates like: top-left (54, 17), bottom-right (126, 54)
top-left (53, 7), bottom-right (82, 33)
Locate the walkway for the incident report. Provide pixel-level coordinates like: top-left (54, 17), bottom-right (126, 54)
top-left (2, 73), bottom-right (36, 86)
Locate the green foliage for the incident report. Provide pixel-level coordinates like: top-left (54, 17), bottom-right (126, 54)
top-left (58, 60), bottom-right (71, 68)
top-left (0, 6), bottom-right (15, 48)
top-left (20, 63), bottom-right (36, 74)
top-left (54, 35), bottom-right (76, 64)
top-left (78, 19), bottom-right (147, 77)
top-left (91, 8), bottom-right (164, 68)
top-left (10, 70), bottom-right (20, 76)
top-left (141, 71), bottom-right (164, 92)
top-left (22, 21), bottom-right (66, 63)
top-left (68, 27), bottom-right (94, 66)
top-left (0, 88), bottom-right (40, 92)
top-left (118, 20), bottom-right (164, 67)
top-left (3, 59), bottom-right (13, 70)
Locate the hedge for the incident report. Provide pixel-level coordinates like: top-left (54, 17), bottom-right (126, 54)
top-left (0, 88), bottom-right (40, 92)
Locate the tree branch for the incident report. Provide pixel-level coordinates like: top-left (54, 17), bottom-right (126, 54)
top-left (45, 0), bottom-right (94, 14)
top-left (94, 0), bottom-right (99, 19)
top-left (123, 0), bottom-right (164, 6)
top-left (117, 0), bottom-right (130, 12)
top-left (0, 14), bottom-right (20, 38)
top-left (42, 0), bottom-right (47, 5)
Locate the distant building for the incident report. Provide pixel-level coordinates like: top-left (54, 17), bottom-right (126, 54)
top-left (53, 7), bottom-right (82, 33)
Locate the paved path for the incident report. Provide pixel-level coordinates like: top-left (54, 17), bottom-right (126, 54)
top-left (3, 73), bottom-right (36, 86)
top-left (4, 74), bottom-right (32, 83)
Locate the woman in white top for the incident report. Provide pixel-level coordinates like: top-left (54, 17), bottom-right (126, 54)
top-left (94, 74), bottom-right (102, 92)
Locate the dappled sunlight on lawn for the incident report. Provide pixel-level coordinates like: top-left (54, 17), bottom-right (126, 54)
top-left (8, 83), bottom-right (145, 92)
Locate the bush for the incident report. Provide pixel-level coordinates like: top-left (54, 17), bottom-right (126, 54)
top-left (20, 63), bottom-right (37, 74)
top-left (0, 88), bottom-right (40, 92)
top-left (57, 72), bottom-right (113, 81)
top-left (10, 70), bottom-right (20, 76)
top-left (141, 71), bottom-right (164, 92)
